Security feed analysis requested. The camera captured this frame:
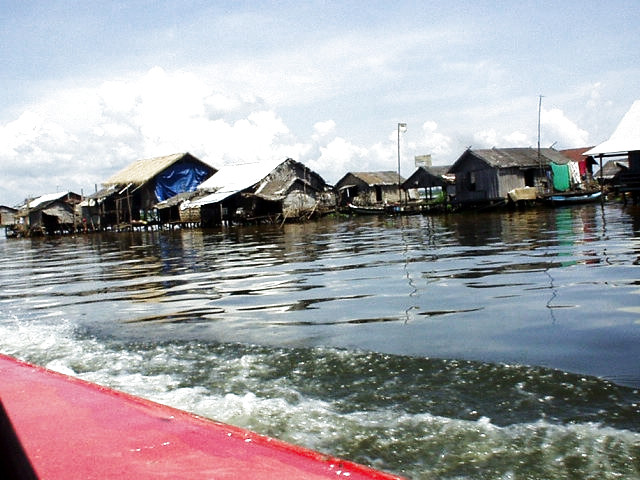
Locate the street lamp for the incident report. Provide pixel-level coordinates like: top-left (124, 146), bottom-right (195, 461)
top-left (397, 122), bottom-right (407, 201)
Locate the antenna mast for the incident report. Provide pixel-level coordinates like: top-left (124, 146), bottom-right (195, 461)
top-left (537, 95), bottom-right (544, 185)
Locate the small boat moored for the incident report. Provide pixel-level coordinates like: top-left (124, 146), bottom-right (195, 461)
top-left (544, 190), bottom-right (602, 205)
top-left (347, 203), bottom-right (388, 215)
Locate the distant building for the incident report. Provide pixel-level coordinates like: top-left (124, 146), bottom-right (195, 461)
top-left (14, 192), bottom-right (82, 236)
top-left (448, 147), bottom-right (572, 208)
top-left (334, 171), bottom-right (405, 207)
top-left (402, 166), bottom-right (454, 201)
top-left (594, 160), bottom-right (629, 188)
top-left (184, 158), bottom-right (333, 226)
top-left (0, 205), bottom-right (17, 227)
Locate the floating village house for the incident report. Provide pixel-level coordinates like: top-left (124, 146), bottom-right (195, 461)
top-left (335, 171), bottom-right (405, 207)
top-left (12, 192), bottom-right (82, 236)
top-left (0, 206), bottom-right (17, 228)
top-left (447, 147), bottom-right (577, 208)
top-left (594, 159), bottom-right (629, 190)
top-left (401, 166), bottom-right (454, 202)
top-left (182, 158), bottom-right (334, 227)
top-left (88, 153), bottom-right (215, 229)
top-left (585, 100), bottom-right (640, 204)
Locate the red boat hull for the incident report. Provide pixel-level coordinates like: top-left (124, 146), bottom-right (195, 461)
top-left (0, 354), bottom-right (403, 479)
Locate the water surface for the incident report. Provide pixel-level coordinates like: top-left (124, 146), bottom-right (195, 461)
top-left (1, 203), bottom-right (639, 479)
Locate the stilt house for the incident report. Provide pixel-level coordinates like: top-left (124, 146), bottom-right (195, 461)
top-left (448, 147), bottom-right (571, 208)
top-left (402, 166), bottom-right (454, 201)
top-left (183, 158), bottom-right (333, 226)
top-left (14, 192), bottom-right (82, 236)
top-left (594, 159), bottom-right (629, 187)
top-left (335, 171), bottom-right (405, 207)
top-left (0, 206), bottom-right (17, 227)
top-left (99, 152), bottom-right (215, 229)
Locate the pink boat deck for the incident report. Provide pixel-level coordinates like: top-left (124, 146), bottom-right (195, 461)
top-left (0, 354), bottom-right (403, 479)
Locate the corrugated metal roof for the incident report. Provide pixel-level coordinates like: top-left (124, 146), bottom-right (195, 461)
top-left (21, 192), bottom-right (70, 210)
top-left (191, 158), bottom-right (288, 207)
top-left (155, 191), bottom-right (202, 209)
top-left (256, 177), bottom-right (317, 201)
top-left (403, 166), bottom-right (453, 188)
top-left (450, 148), bottom-right (569, 173)
top-left (423, 165), bottom-right (451, 176)
top-left (103, 153), bottom-right (192, 186)
top-left (595, 160), bottom-right (629, 179)
top-left (477, 148), bottom-right (569, 167)
top-left (585, 100), bottom-right (640, 156)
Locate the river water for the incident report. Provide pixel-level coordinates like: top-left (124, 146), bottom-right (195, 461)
top-left (1, 203), bottom-right (639, 479)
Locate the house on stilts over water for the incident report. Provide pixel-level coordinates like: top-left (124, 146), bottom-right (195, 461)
top-left (10, 192), bottom-right (82, 237)
top-left (180, 158), bottom-right (335, 227)
top-left (81, 152), bottom-right (215, 230)
top-left (447, 147), bottom-right (599, 209)
top-left (401, 165), bottom-right (455, 212)
top-left (334, 171), bottom-right (406, 212)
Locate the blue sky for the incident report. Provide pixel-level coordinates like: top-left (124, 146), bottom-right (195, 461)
top-left (1, 0), bottom-right (638, 205)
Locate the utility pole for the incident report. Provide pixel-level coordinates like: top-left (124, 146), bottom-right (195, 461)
top-left (537, 95), bottom-right (545, 190)
top-left (397, 123), bottom-right (407, 202)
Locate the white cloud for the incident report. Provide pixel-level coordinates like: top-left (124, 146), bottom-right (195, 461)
top-left (1, 67), bottom-right (373, 203)
top-left (311, 137), bottom-right (370, 182)
top-left (473, 129), bottom-right (498, 148)
top-left (312, 120), bottom-right (336, 140)
top-left (472, 127), bottom-right (532, 149)
top-left (419, 121), bottom-right (453, 157)
top-left (542, 107), bottom-right (589, 147)
top-left (503, 131), bottom-right (529, 146)
top-left (586, 82), bottom-right (603, 109)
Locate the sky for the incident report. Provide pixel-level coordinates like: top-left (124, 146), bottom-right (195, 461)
top-left (1, 0), bottom-right (639, 206)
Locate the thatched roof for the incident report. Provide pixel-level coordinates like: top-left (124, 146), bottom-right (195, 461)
top-left (103, 152), bottom-right (209, 187)
top-left (342, 171), bottom-right (404, 186)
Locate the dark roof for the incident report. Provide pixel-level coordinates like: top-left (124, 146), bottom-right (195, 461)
top-left (254, 159), bottom-right (325, 200)
top-left (402, 166), bottom-right (453, 189)
top-left (594, 159), bottom-right (629, 179)
top-left (423, 165), bottom-right (451, 177)
top-left (449, 147), bottom-right (570, 173)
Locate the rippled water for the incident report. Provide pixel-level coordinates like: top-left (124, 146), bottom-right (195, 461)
top-left (1, 204), bottom-right (640, 479)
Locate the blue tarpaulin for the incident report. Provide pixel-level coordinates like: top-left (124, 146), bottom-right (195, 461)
top-left (154, 162), bottom-right (211, 202)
